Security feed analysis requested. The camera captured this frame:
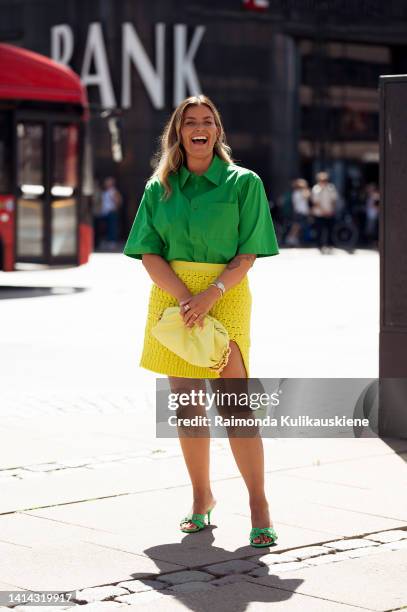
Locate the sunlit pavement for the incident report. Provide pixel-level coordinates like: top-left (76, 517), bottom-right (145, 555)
top-left (1, 245), bottom-right (379, 394)
top-left (1, 247), bottom-right (406, 611)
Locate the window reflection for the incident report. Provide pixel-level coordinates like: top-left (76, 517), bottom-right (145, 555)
top-left (51, 198), bottom-right (77, 256)
top-left (17, 123), bottom-right (44, 188)
top-left (52, 125), bottom-right (79, 189)
top-left (17, 198), bottom-right (43, 257)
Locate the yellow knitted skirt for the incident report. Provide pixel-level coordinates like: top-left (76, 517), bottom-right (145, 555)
top-left (140, 260), bottom-right (252, 378)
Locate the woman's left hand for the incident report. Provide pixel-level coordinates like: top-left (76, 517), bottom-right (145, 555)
top-left (179, 287), bottom-right (220, 328)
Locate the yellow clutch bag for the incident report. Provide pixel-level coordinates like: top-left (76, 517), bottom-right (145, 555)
top-left (151, 306), bottom-right (231, 373)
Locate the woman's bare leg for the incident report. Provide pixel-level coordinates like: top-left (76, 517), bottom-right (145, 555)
top-left (168, 376), bottom-right (216, 530)
top-left (219, 341), bottom-right (274, 544)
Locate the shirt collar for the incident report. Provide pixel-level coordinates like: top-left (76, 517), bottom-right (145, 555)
top-left (179, 153), bottom-right (225, 188)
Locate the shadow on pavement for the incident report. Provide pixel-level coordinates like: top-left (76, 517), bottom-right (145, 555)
top-left (0, 286), bottom-right (87, 300)
top-left (132, 529), bottom-right (304, 610)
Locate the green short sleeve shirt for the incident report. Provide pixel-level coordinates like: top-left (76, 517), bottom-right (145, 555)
top-left (123, 154), bottom-right (279, 263)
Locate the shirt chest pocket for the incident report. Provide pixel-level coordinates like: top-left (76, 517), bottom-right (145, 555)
top-left (198, 201), bottom-right (239, 239)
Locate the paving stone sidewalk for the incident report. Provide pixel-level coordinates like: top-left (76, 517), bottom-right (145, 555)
top-left (2, 529), bottom-right (407, 610)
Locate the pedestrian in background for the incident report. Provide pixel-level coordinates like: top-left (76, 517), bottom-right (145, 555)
top-left (311, 171), bottom-right (338, 253)
top-left (92, 179), bottom-right (104, 250)
top-left (364, 183), bottom-right (379, 248)
top-left (101, 176), bottom-right (122, 250)
top-left (285, 178), bottom-right (311, 247)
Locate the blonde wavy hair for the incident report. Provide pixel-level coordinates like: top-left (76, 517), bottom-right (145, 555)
top-left (150, 95), bottom-right (233, 199)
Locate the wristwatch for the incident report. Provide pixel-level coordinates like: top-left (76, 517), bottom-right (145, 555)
top-left (209, 281), bottom-right (226, 296)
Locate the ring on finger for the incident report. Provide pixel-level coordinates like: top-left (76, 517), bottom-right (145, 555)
top-left (184, 304), bottom-right (190, 311)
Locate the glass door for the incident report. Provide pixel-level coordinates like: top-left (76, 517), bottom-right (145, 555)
top-left (50, 124), bottom-right (79, 258)
top-left (15, 116), bottom-right (81, 264)
top-left (16, 122), bottom-right (45, 259)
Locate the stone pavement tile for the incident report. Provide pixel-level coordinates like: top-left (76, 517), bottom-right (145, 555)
top-left (116, 578), bottom-right (166, 593)
top-left (305, 553), bottom-right (340, 566)
top-left (0, 580), bottom-right (28, 590)
top-left (278, 545), bottom-right (332, 560)
top-left (1, 401), bottom-right (148, 435)
top-left (261, 438), bottom-right (407, 472)
top-left (210, 573), bottom-right (252, 586)
top-left (347, 546), bottom-right (387, 559)
top-left (0, 512), bottom-right (182, 575)
top-left (248, 548), bottom-right (407, 611)
top-left (363, 529), bottom-right (407, 543)
top-left (116, 589), bottom-right (168, 606)
top-left (0, 454), bottom-right (193, 514)
top-left (123, 580), bottom-right (362, 611)
top-left (166, 581), bottom-right (217, 593)
top-left (202, 559), bottom-right (259, 575)
top-left (0, 475), bottom-right (16, 483)
top-left (276, 452), bottom-right (407, 493)
top-left (323, 538), bottom-right (379, 551)
top-left (268, 474), bottom-right (407, 532)
top-left (380, 539), bottom-right (407, 551)
top-left (157, 570), bottom-right (213, 585)
top-left (255, 552), bottom-right (301, 565)
top-left (306, 551), bottom-right (352, 564)
top-left (0, 538), bottom-right (179, 592)
top-left (0, 468), bottom-right (124, 514)
top-left (58, 457), bottom-right (99, 468)
top-left (0, 416), bottom-right (146, 471)
top-left (74, 585), bottom-right (130, 603)
top-left (250, 561), bottom-right (312, 576)
top-left (217, 472), bottom-right (406, 546)
top-left (23, 462), bottom-right (67, 472)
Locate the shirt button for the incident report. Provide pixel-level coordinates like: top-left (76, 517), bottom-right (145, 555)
top-left (192, 204), bottom-right (198, 210)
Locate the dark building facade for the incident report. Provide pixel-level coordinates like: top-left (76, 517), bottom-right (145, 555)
top-left (2, 0), bottom-right (407, 235)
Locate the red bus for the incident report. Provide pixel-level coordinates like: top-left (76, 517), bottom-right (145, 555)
top-left (0, 43), bottom-right (93, 271)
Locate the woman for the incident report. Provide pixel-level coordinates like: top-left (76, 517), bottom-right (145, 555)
top-left (123, 95), bottom-right (280, 547)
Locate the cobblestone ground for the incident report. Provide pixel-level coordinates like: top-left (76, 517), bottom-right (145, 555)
top-left (1, 530), bottom-right (407, 609)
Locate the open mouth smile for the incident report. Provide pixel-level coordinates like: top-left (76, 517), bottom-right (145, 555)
top-left (191, 136), bottom-right (208, 145)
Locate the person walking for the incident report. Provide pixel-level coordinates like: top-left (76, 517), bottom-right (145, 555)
top-left (311, 171), bottom-right (338, 253)
top-left (364, 183), bottom-right (379, 248)
top-left (123, 94), bottom-right (280, 547)
top-left (101, 177), bottom-right (122, 249)
top-left (92, 179), bottom-right (104, 250)
top-left (285, 178), bottom-right (311, 246)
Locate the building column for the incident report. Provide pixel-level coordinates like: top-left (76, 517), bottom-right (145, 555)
top-left (269, 33), bottom-right (300, 201)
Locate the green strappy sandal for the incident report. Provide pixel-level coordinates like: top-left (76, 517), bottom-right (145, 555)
top-left (180, 508), bottom-right (213, 533)
top-left (250, 526), bottom-right (278, 547)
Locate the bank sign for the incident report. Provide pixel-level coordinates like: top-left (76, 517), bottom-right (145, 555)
top-left (51, 23), bottom-right (205, 109)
